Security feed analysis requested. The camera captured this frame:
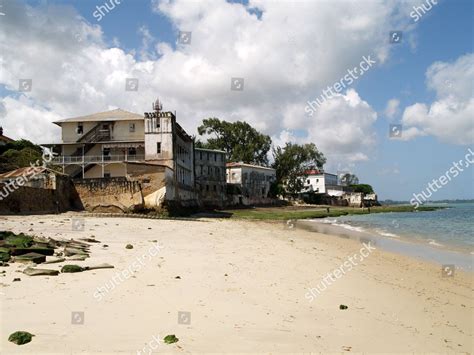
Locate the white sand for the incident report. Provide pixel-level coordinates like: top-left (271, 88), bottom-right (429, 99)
top-left (0, 214), bottom-right (472, 353)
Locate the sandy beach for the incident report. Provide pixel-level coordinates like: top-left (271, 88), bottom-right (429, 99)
top-left (0, 214), bottom-right (472, 354)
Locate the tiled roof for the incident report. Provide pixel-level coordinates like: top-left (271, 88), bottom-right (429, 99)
top-left (53, 108), bottom-right (143, 125)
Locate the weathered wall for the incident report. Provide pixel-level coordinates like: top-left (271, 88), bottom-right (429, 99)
top-left (73, 177), bottom-right (143, 213)
top-left (0, 175), bottom-right (82, 214)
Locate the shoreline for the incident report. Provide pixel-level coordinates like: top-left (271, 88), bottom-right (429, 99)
top-left (0, 214), bottom-right (472, 353)
top-left (298, 218), bottom-right (474, 271)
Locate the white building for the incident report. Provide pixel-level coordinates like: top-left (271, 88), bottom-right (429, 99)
top-left (226, 162), bottom-right (276, 202)
top-left (302, 170), bottom-right (342, 195)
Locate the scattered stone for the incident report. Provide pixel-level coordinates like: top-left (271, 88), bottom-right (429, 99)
top-left (43, 257), bottom-right (66, 264)
top-left (13, 278), bottom-right (21, 282)
top-left (102, 244), bottom-right (109, 248)
top-left (78, 238), bottom-right (100, 243)
top-left (67, 255), bottom-right (88, 261)
top-left (175, 276), bottom-right (181, 279)
top-left (224, 273), bottom-right (228, 276)
top-left (0, 261), bottom-right (9, 267)
top-left (8, 331), bottom-right (34, 345)
top-left (61, 265), bottom-right (84, 273)
top-left (86, 263), bottom-right (114, 270)
top-left (339, 305), bottom-right (348, 310)
top-left (163, 334), bottom-right (179, 344)
top-left (125, 244), bottom-right (133, 249)
top-left (14, 252), bottom-right (46, 264)
top-left (23, 267), bottom-right (59, 276)
top-left (64, 247), bottom-right (89, 257)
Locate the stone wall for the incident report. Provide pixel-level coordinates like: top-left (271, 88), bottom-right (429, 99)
top-left (73, 177), bottom-right (143, 213)
top-left (0, 175), bottom-right (82, 214)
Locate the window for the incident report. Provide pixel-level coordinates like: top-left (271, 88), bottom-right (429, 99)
top-left (213, 185), bottom-right (217, 191)
top-left (156, 119), bottom-right (160, 128)
top-left (129, 123), bottom-right (135, 132)
top-left (128, 147), bottom-right (136, 156)
top-left (214, 154), bottom-right (217, 161)
top-left (104, 173), bottom-right (111, 178)
top-left (200, 151), bottom-right (202, 160)
top-left (77, 123), bottom-right (83, 135)
top-left (200, 165), bottom-right (203, 175)
top-left (206, 185), bottom-right (209, 191)
top-left (156, 142), bottom-right (161, 154)
top-left (307, 179), bottom-right (310, 184)
top-left (207, 153), bottom-right (209, 160)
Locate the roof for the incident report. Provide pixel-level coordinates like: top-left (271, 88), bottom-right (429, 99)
top-left (226, 162), bottom-right (275, 171)
top-left (0, 135), bottom-right (14, 143)
top-left (53, 108), bottom-right (143, 125)
top-left (304, 169), bottom-right (336, 176)
top-left (0, 166), bottom-right (65, 180)
top-left (194, 147), bottom-right (227, 154)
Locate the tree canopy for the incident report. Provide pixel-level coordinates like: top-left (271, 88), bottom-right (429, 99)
top-left (196, 118), bottom-right (272, 166)
top-left (0, 140), bottom-right (43, 173)
top-left (351, 184), bottom-right (374, 194)
top-left (272, 142), bottom-right (326, 195)
top-left (340, 173), bottom-right (359, 186)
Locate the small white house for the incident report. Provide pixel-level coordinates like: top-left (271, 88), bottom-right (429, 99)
top-left (302, 170), bottom-right (339, 194)
top-left (226, 162), bottom-right (276, 199)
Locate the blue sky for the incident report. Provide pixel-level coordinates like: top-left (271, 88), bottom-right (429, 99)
top-left (0, 0), bottom-right (473, 201)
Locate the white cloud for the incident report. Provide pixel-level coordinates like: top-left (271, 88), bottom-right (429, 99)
top-left (384, 98), bottom-right (400, 119)
top-left (0, 0), bottom-right (422, 167)
top-left (401, 53), bottom-right (474, 145)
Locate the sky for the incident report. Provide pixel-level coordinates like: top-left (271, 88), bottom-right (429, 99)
top-left (0, 0), bottom-right (472, 201)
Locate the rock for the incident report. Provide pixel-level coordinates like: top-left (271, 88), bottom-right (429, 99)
top-left (339, 304), bottom-right (348, 310)
top-left (86, 263), bottom-right (114, 270)
top-left (43, 257), bottom-right (66, 264)
top-left (13, 278), bottom-right (21, 282)
top-left (10, 248), bottom-right (55, 256)
top-left (64, 247), bottom-right (89, 257)
top-left (8, 331), bottom-right (34, 345)
top-left (61, 265), bottom-right (84, 273)
top-left (163, 334), bottom-right (179, 344)
top-left (175, 276), bottom-right (181, 279)
top-left (78, 238), bottom-right (100, 243)
top-left (23, 267), bottom-right (59, 276)
top-left (14, 252), bottom-right (46, 264)
top-left (67, 255), bottom-right (88, 261)
top-left (102, 244), bottom-right (109, 248)
top-left (125, 244), bottom-right (133, 249)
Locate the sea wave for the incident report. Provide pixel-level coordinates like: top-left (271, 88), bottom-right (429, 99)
top-left (428, 239), bottom-right (444, 247)
top-left (375, 229), bottom-right (399, 238)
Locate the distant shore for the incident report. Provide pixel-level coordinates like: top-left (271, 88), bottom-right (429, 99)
top-left (0, 214), bottom-right (472, 353)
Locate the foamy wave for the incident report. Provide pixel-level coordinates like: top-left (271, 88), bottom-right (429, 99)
top-left (428, 239), bottom-right (444, 247)
top-left (375, 229), bottom-right (399, 238)
top-left (334, 223), bottom-right (365, 233)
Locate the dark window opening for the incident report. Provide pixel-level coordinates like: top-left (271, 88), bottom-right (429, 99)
top-left (157, 142), bottom-right (161, 154)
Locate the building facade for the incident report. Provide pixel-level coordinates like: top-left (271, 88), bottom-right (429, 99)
top-left (194, 148), bottom-right (227, 207)
top-left (302, 170), bottom-right (341, 195)
top-left (226, 162), bottom-right (276, 204)
top-left (46, 100), bottom-right (230, 208)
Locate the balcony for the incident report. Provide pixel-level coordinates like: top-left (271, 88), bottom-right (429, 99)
top-left (52, 154), bottom-right (144, 164)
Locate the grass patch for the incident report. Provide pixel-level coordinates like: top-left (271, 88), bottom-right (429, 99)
top-left (222, 205), bottom-right (444, 221)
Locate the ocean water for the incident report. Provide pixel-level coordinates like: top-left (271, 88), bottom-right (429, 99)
top-left (319, 203), bottom-right (474, 251)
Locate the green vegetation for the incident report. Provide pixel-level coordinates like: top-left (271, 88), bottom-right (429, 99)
top-left (0, 139), bottom-right (42, 173)
top-left (0, 231), bottom-right (34, 248)
top-left (196, 118), bottom-right (272, 165)
top-left (272, 142), bottom-right (326, 195)
top-left (8, 331), bottom-right (35, 345)
top-left (163, 334), bottom-right (179, 344)
top-left (223, 205), bottom-right (443, 220)
top-left (350, 184), bottom-right (374, 194)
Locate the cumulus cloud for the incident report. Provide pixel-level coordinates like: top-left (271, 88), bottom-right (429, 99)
top-left (0, 0), bottom-right (422, 166)
top-left (401, 53), bottom-right (474, 145)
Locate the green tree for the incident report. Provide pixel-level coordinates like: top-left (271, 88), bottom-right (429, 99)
top-left (340, 173), bottom-right (359, 186)
top-left (0, 139), bottom-right (43, 173)
top-left (197, 118), bottom-right (272, 165)
top-left (272, 143), bottom-right (326, 195)
top-left (351, 184), bottom-right (374, 194)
